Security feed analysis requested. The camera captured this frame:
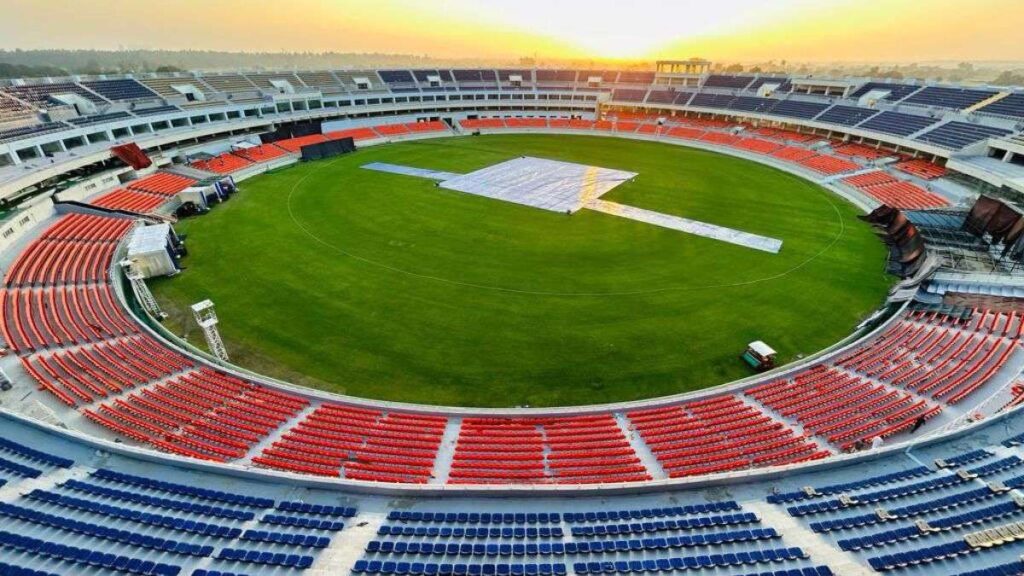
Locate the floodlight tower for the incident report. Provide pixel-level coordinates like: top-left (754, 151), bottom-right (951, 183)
top-left (191, 299), bottom-right (229, 361)
top-left (120, 260), bottom-right (166, 319)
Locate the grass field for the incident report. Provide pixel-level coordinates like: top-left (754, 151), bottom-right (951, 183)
top-left (150, 134), bottom-right (893, 407)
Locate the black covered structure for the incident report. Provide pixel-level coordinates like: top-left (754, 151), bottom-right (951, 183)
top-left (861, 205), bottom-right (928, 277)
top-left (962, 195), bottom-right (1024, 258)
top-left (863, 196), bottom-right (1024, 275)
top-left (259, 120), bottom-right (324, 144)
top-left (300, 137), bottom-right (356, 162)
top-left (259, 128), bottom-right (290, 144)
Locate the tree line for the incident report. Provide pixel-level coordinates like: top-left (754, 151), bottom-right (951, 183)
top-left (0, 49), bottom-right (489, 79)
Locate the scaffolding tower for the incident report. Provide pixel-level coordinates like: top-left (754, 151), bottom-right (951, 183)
top-left (191, 299), bottom-right (229, 361)
top-left (120, 260), bottom-right (166, 319)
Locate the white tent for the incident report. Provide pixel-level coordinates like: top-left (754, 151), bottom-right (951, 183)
top-left (125, 223), bottom-right (176, 278)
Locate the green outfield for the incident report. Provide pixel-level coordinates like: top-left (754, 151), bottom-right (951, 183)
top-left (150, 133), bottom-right (893, 407)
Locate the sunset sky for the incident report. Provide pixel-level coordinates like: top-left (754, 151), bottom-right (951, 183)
top-left (2, 0), bottom-right (1022, 63)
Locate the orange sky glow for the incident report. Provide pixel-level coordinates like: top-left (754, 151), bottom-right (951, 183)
top-left (1, 0), bottom-right (1022, 63)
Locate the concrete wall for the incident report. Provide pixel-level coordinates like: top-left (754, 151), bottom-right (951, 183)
top-left (0, 194), bottom-right (54, 255)
top-left (53, 166), bottom-right (134, 204)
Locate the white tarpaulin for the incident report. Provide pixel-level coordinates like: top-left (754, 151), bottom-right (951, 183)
top-left (586, 200), bottom-right (783, 254)
top-left (358, 157), bottom-right (781, 254)
top-left (361, 162), bottom-right (462, 181)
top-left (438, 156), bottom-right (637, 213)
